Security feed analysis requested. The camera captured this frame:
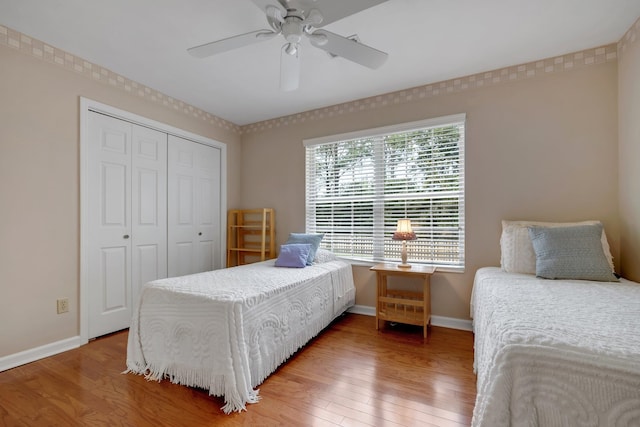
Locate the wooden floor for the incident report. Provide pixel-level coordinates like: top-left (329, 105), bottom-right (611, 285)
top-left (0, 314), bottom-right (476, 426)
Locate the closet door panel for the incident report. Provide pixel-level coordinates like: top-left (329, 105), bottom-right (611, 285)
top-left (175, 242), bottom-right (195, 277)
top-left (196, 175), bottom-right (215, 272)
top-left (131, 125), bottom-right (167, 304)
top-left (168, 136), bottom-right (198, 276)
top-left (177, 176), bottom-right (194, 225)
top-left (199, 241), bottom-right (214, 273)
top-left (168, 135), bottom-right (222, 276)
top-left (195, 143), bottom-right (221, 272)
top-left (135, 244), bottom-right (161, 292)
top-left (102, 246), bottom-right (128, 310)
top-left (87, 112), bottom-right (132, 339)
top-left (102, 163), bottom-right (128, 226)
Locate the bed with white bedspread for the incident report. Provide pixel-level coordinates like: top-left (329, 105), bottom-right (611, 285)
top-left (471, 267), bottom-right (640, 427)
top-left (471, 219), bottom-right (640, 426)
top-left (126, 257), bottom-right (355, 413)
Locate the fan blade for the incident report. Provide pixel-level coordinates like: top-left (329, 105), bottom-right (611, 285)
top-left (187, 30), bottom-right (277, 58)
top-left (302, 0), bottom-right (388, 27)
top-left (302, 9), bottom-right (323, 26)
top-left (251, 0), bottom-right (286, 31)
top-left (250, 0), bottom-right (287, 18)
top-left (280, 43), bottom-right (300, 91)
top-left (266, 5), bottom-right (285, 22)
top-left (310, 30), bottom-right (388, 69)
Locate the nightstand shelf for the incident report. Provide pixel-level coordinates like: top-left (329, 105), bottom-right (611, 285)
top-left (370, 263), bottom-right (435, 339)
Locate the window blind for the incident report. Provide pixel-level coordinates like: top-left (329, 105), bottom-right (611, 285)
top-left (304, 114), bottom-right (465, 270)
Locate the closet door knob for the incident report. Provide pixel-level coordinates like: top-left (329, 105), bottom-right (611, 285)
top-left (198, 232), bottom-right (202, 236)
top-left (123, 235), bottom-right (130, 239)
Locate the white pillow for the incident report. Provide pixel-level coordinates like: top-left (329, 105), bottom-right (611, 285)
top-left (500, 220), bottom-right (614, 274)
top-left (313, 248), bottom-right (337, 264)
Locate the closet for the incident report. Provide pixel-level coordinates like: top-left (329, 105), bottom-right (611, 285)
top-left (84, 108), bottom-right (223, 339)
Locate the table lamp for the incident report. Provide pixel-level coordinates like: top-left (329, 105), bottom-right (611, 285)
top-left (392, 219), bottom-right (417, 268)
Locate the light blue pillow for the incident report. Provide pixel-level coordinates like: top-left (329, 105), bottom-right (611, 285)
top-left (528, 224), bottom-right (618, 282)
top-left (284, 233), bottom-right (324, 265)
top-left (274, 244), bottom-right (312, 268)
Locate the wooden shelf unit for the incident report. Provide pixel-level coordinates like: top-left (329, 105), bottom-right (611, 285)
top-left (227, 208), bottom-right (275, 267)
top-left (370, 263), bottom-right (436, 339)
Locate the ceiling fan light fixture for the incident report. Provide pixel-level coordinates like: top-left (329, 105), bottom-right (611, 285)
top-left (307, 32), bottom-right (328, 46)
top-left (284, 42), bottom-right (298, 56)
top-left (304, 9), bottom-right (323, 26)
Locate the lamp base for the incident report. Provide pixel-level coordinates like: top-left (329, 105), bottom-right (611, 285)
top-left (398, 240), bottom-right (411, 269)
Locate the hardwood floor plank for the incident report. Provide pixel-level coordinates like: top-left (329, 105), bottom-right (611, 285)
top-left (0, 314), bottom-right (476, 426)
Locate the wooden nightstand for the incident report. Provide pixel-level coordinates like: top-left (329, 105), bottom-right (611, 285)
top-left (370, 263), bottom-right (436, 339)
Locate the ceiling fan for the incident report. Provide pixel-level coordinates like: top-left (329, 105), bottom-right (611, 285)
top-left (187, 0), bottom-right (389, 91)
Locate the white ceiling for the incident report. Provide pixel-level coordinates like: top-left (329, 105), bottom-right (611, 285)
top-left (2, 0), bottom-right (639, 126)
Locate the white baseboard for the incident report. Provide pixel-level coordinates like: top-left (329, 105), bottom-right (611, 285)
top-left (348, 304), bottom-right (376, 316)
top-left (348, 305), bottom-right (473, 331)
top-left (431, 315), bottom-right (473, 331)
top-left (0, 336), bottom-right (82, 372)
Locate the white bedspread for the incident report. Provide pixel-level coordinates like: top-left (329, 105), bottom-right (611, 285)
top-left (471, 267), bottom-right (640, 427)
top-left (126, 259), bottom-right (355, 413)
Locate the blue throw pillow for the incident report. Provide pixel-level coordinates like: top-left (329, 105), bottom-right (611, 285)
top-left (275, 244), bottom-right (312, 268)
top-left (284, 233), bottom-right (324, 265)
top-left (528, 224), bottom-right (618, 282)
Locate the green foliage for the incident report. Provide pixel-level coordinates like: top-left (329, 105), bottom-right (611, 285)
top-left (313, 139), bottom-right (373, 197)
top-left (312, 125), bottom-right (461, 197)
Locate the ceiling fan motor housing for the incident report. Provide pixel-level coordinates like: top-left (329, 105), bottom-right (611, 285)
top-left (282, 15), bottom-right (303, 44)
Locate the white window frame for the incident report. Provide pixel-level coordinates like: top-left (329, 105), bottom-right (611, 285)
top-left (303, 113), bottom-right (465, 272)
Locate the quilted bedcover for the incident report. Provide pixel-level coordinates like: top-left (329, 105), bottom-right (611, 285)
top-left (471, 267), bottom-right (640, 427)
top-left (126, 259), bottom-right (355, 413)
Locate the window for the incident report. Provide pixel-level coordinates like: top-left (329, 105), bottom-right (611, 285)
top-left (304, 114), bottom-right (465, 271)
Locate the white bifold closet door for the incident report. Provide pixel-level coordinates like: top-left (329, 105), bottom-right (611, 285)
top-left (87, 112), bottom-right (167, 339)
top-left (86, 113), bottom-right (222, 339)
top-left (167, 135), bottom-right (222, 277)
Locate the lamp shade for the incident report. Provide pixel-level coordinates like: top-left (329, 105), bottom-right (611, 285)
top-left (392, 219), bottom-right (417, 241)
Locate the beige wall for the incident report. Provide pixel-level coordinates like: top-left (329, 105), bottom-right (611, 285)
top-left (1, 20), bottom-right (634, 361)
top-left (619, 19), bottom-right (640, 281)
top-left (240, 51), bottom-right (620, 321)
top-left (0, 44), bottom-right (242, 357)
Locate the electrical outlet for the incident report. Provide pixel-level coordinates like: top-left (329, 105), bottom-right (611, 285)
top-left (57, 298), bottom-right (69, 314)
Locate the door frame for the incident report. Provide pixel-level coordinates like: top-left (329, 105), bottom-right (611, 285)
top-left (79, 97), bottom-right (227, 344)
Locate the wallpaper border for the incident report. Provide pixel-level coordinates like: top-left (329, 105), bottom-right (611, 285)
top-left (0, 25), bottom-right (241, 134)
top-left (2, 19), bottom-right (635, 136)
top-left (618, 16), bottom-right (640, 58)
top-left (240, 43), bottom-right (618, 134)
